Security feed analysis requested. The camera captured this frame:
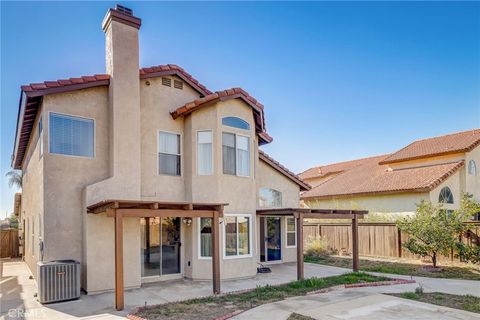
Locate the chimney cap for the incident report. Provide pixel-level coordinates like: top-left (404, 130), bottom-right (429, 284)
top-left (102, 4), bottom-right (141, 31)
top-left (115, 4), bottom-right (133, 16)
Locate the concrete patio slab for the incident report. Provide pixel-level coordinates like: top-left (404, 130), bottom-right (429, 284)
top-left (1, 258), bottom-right (479, 320)
top-left (232, 290), bottom-right (480, 320)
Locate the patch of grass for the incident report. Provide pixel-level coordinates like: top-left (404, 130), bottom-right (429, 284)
top-left (305, 255), bottom-right (480, 281)
top-left (287, 313), bottom-right (315, 320)
top-left (135, 272), bottom-right (388, 320)
top-left (392, 292), bottom-right (480, 314)
top-left (400, 292), bottom-right (420, 300)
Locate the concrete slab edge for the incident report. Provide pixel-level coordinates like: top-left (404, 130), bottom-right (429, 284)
top-left (126, 279), bottom-right (416, 320)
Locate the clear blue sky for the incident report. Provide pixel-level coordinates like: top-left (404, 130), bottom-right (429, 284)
top-left (1, 1), bottom-right (479, 217)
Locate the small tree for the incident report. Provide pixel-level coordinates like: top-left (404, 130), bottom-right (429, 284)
top-left (398, 201), bottom-right (464, 268)
top-left (8, 214), bottom-right (19, 229)
top-left (454, 194), bottom-right (480, 264)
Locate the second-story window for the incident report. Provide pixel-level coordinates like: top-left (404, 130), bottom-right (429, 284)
top-left (197, 131), bottom-right (213, 175)
top-left (49, 113), bottom-right (94, 157)
top-left (159, 131), bottom-right (181, 176)
top-left (259, 188), bottom-right (282, 207)
top-left (222, 132), bottom-right (250, 177)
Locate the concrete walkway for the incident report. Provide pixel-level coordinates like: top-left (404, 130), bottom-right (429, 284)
top-left (1, 258), bottom-right (479, 320)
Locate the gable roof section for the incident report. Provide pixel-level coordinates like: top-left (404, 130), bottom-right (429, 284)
top-left (299, 155), bottom-right (385, 180)
top-left (140, 64), bottom-right (211, 96)
top-left (171, 88), bottom-right (273, 145)
top-left (12, 65), bottom-right (211, 169)
top-left (301, 155), bottom-right (464, 200)
top-left (259, 150), bottom-right (311, 191)
top-left (380, 129), bottom-right (480, 165)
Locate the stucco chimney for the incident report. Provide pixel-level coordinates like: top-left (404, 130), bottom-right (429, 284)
top-left (100, 5), bottom-right (142, 199)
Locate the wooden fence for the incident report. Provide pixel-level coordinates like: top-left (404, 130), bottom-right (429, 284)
top-left (304, 222), bottom-right (480, 261)
top-left (0, 229), bottom-right (19, 258)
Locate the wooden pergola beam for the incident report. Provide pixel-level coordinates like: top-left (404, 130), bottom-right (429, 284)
top-left (212, 210), bottom-right (221, 294)
top-left (296, 211), bottom-right (304, 280)
top-left (109, 209), bottom-right (218, 218)
top-left (113, 209), bottom-right (124, 311)
top-left (257, 207), bottom-right (367, 281)
top-left (98, 200), bottom-right (228, 311)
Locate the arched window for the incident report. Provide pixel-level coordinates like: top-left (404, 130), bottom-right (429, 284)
top-left (259, 188), bottom-right (282, 208)
top-left (438, 187), bottom-right (454, 204)
top-left (222, 117), bottom-right (250, 130)
top-left (468, 160), bottom-right (477, 176)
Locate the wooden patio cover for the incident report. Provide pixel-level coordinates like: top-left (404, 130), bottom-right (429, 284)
top-left (256, 208), bottom-right (367, 281)
top-left (87, 199), bottom-right (227, 311)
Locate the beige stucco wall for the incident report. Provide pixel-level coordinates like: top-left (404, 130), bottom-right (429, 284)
top-left (304, 192), bottom-right (430, 216)
top-left (386, 153), bottom-right (464, 170)
top-left (140, 76), bottom-right (200, 201)
top-left (40, 88), bottom-right (112, 291)
top-left (256, 158), bottom-right (301, 263)
top-left (20, 106), bottom-right (44, 278)
top-left (465, 146), bottom-right (480, 201)
top-left (184, 99), bottom-right (259, 280)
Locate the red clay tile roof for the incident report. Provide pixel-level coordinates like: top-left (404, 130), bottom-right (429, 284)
top-left (301, 155), bottom-right (465, 200)
top-left (171, 88), bottom-right (273, 145)
top-left (20, 74), bottom-right (110, 98)
top-left (299, 155), bottom-right (385, 181)
top-left (12, 64), bottom-right (211, 169)
top-left (140, 64), bottom-right (211, 96)
top-left (380, 129), bottom-right (480, 165)
top-left (259, 150), bottom-right (311, 191)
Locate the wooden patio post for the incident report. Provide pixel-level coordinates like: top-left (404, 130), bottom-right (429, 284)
top-left (114, 209), bottom-right (124, 310)
top-left (212, 210), bottom-right (221, 294)
top-left (352, 213), bottom-right (359, 272)
top-left (296, 212), bottom-right (304, 280)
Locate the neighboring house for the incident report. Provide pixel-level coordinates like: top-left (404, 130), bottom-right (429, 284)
top-left (300, 129), bottom-right (480, 217)
top-left (11, 6), bottom-right (310, 297)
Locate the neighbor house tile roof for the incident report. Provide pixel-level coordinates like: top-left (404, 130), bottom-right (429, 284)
top-left (380, 129), bottom-right (480, 165)
top-left (301, 155), bottom-right (465, 200)
top-left (12, 64), bottom-right (211, 169)
top-left (171, 88), bottom-right (273, 145)
top-left (259, 150), bottom-right (311, 191)
top-left (299, 155), bottom-right (383, 181)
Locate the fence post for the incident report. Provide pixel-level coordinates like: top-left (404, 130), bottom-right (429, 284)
top-left (397, 227), bottom-right (402, 258)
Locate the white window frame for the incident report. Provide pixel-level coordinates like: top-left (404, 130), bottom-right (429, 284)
top-left (157, 130), bottom-right (182, 176)
top-left (285, 217), bottom-right (297, 248)
top-left (235, 133), bottom-right (250, 177)
top-left (197, 130), bottom-right (214, 176)
top-left (198, 217), bottom-right (212, 260)
top-left (48, 111), bottom-right (96, 159)
top-left (468, 160), bottom-right (477, 176)
top-left (223, 213), bottom-right (253, 259)
top-left (222, 132), bottom-right (251, 177)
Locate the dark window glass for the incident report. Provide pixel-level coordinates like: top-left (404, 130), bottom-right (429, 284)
top-left (222, 132), bottom-right (236, 175)
top-left (438, 187), bottom-right (454, 204)
top-left (49, 113), bottom-right (94, 157)
top-left (222, 117), bottom-right (250, 130)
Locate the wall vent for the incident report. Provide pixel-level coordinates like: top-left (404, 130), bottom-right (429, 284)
top-left (174, 80), bottom-right (183, 90)
top-left (162, 77), bottom-right (172, 87)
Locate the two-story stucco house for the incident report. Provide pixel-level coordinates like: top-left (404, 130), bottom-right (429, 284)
top-left (12, 5), bottom-right (312, 309)
top-left (300, 129), bottom-right (480, 218)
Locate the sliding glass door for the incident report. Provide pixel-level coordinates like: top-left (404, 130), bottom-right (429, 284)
top-left (141, 217), bottom-right (181, 278)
